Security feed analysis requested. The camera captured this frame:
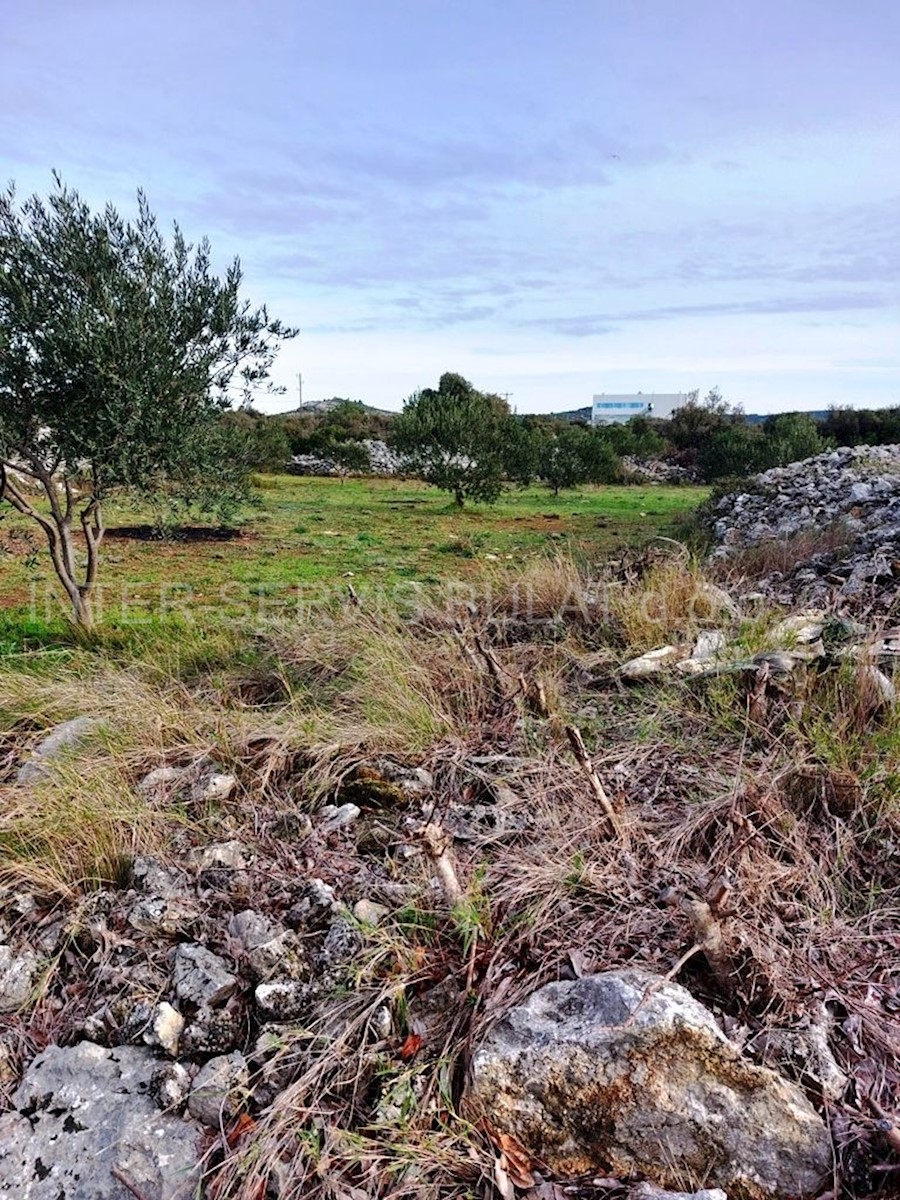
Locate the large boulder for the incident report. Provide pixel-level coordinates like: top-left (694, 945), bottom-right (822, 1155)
top-left (467, 969), bottom-right (832, 1199)
top-left (0, 1042), bottom-right (203, 1198)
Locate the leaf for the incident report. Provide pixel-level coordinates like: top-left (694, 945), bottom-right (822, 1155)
top-left (225, 1112), bottom-right (257, 1148)
top-left (495, 1132), bottom-right (536, 1189)
top-left (481, 1121), bottom-right (536, 1189)
top-left (398, 1032), bottom-right (423, 1060)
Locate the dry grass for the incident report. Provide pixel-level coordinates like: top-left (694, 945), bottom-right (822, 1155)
top-left (3, 551), bottom-right (900, 1198)
top-left (0, 761), bottom-right (170, 895)
top-left (712, 520), bottom-right (855, 586)
top-left (606, 556), bottom-right (737, 651)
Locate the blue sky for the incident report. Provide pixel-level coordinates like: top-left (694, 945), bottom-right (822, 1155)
top-left (3, 0), bottom-right (899, 413)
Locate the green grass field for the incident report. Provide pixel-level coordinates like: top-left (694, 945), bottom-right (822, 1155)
top-left (0, 475), bottom-right (707, 636)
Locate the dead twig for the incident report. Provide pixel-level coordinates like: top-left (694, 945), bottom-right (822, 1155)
top-left (564, 724), bottom-right (620, 832)
top-left (473, 631), bottom-right (507, 692)
top-left (111, 1166), bottom-right (152, 1200)
top-left (519, 674), bottom-right (550, 717)
top-left (679, 896), bottom-right (737, 996)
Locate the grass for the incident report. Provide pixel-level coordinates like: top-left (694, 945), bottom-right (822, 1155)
top-left (2, 481), bottom-right (900, 1198)
top-left (0, 474), bottom-right (706, 631)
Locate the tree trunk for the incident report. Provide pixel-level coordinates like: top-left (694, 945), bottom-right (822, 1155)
top-left (1, 463), bottom-right (102, 629)
top-left (454, 488), bottom-right (465, 508)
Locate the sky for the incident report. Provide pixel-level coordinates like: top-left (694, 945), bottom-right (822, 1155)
top-left (2, 0), bottom-right (899, 415)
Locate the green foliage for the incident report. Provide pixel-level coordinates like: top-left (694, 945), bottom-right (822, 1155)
top-left (597, 414), bottom-right (665, 457)
top-left (697, 422), bottom-right (761, 482)
top-left (392, 372), bottom-right (512, 506)
top-left (757, 412), bottom-right (826, 469)
top-left (0, 176), bottom-right (295, 625)
top-left (820, 405), bottom-right (900, 447)
top-left (526, 423), bottom-right (621, 494)
top-left (222, 408), bottom-right (292, 472)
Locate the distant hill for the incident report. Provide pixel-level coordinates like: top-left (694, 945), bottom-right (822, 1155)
top-left (272, 398), bottom-right (395, 418)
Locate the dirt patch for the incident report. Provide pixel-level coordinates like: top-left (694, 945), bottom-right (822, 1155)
top-left (105, 525), bottom-right (256, 543)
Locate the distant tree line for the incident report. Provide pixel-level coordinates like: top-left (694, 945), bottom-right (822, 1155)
top-left (227, 378), bottom-right (900, 500)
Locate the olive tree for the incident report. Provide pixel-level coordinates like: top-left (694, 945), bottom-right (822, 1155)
top-left (392, 372), bottom-right (511, 507)
top-left (528, 423), bottom-right (621, 495)
top-left (0, 178), bottom-right (296, 627)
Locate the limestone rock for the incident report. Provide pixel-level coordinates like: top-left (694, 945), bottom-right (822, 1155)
top-left (149, 1061), bottom-right (192, 1112)
top-left (620, 646), bottom-right (686, 680)
top-left (194, 772), bottom-right (238, 804)
top-left (255, 980), bottom-right (314, 1022)
top-left (319, 802), bottom-right (361, 833)
top-left (191, 840), bottom-right (252, 871)
top-left (181, 1004), bottom-right (242, 1055)
top-left (187, 1051), bottom-right (249, 1127)
top-left (0, 1042), bottom-right (203, 1198)
top-left (467, 969), bottom-right (832, 1199)
top-left (16, 716), bottom-right (99, 785)
top-left (0, 943), bottom-right (40, 1013)
top-left (228, 909), bottom-right (305, 981)
top-left (353, 898), bottom-right (389, 926)
top-left (172, 943), bottom-right (237, 1007)
top-left (128, 894), bottom-right (201, 936)
top-left (138, 766), bottom-right (189, 796)
top-left (143, 1001), bottom-right (184, 1057)
top-left (317, 916), bottom-right (363, 976)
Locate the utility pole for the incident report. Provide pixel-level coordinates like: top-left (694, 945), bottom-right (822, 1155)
top-left (298, 373), bottom-right (303, 409)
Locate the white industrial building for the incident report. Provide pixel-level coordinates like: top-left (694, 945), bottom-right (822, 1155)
top-left (591, 393), bottom-right (687, 425)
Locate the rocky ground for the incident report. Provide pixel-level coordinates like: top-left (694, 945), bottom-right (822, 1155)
top-left (708, 445), bottom-right (900, 612)
top-left (2, 558), bottom-right (900, 1200)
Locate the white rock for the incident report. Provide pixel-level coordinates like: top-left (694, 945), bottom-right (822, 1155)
top-left (319, 802), bottom-right (361, 833)
top-left (353, 899), bottom-right (389, 926)
top-left (143, 1001), bottom-right (184, 1057)
top-left (16, 717), bottom-right (99, 785)
top-left (620, 646), bottom-right (686, 679)
top-left (195, 773), bottom-right (238, 804)
top-left (0, 944), bottom-right (41, 1013)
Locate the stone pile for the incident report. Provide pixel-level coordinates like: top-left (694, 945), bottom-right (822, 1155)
top-left (621, 455), bottom-right (696, 484)
top-left (287, 438), bottom-right (406, 477)
top-left (709, 444), bottom-right (900, 607)
top-left (0, 728), bottom-right (530, 1197)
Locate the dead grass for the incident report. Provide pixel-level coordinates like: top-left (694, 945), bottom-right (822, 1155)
top-left (607, 556), bottom-right (737, 651)
top-left (712, 520), bottom-right (855, 585)
top-left (0, 761), bottom-right (170, 895)
top-left (3, 550), bottom-right (900, 1198)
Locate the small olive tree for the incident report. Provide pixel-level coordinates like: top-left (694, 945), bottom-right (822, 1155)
top-left (392, 372), bottom-right (511, 506)
top-left (0, 178), bottom-right (296, 627)
top-left (528, 424), bottom-right (621, 495)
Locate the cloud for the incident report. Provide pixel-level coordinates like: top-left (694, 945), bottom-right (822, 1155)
top-left (527, 291), bottom-right (892, 336)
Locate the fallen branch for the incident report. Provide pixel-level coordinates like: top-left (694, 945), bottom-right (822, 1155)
top-left (679, 896), bottom-right (737, 995)
top-left (473, 631), bottom-right (506, 691)
top-left (564, 724), bottom-right (620, 831)
top-left (519, 674), bottom-right (550, 717)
